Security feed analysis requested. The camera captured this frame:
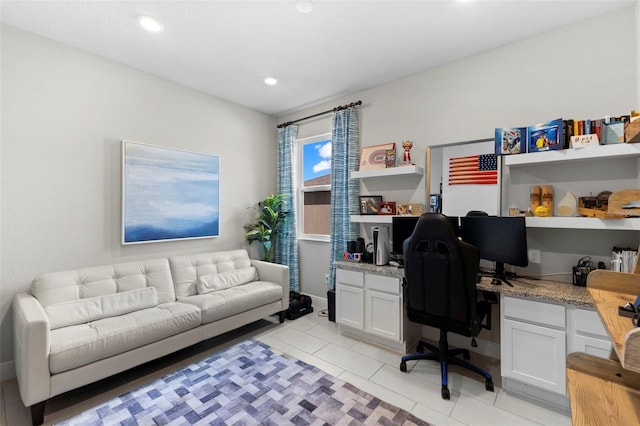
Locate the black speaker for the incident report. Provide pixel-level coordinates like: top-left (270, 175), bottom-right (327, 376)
top-left (327, 289), bottom-right (336, 322)
top-left (347, 240), bottom-right (356, 253)
top-left (356, 237), bottom-right (365, 253)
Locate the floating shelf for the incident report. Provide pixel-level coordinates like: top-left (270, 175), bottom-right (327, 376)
top-left (525, 216), bottom-right (640, 231)
top-left (504, 144), bottom-right (640, 168)
top-left (351, 165), bottom-right (424, 179)
top-left (351, 215), bottom-right (394, 223)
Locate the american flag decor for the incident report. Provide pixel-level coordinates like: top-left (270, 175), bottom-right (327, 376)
top-left (448, 154), bottom-right (498, 185)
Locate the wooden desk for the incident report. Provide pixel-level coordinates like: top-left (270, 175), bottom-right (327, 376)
top-left (566, 269), bottom-right (640, 425)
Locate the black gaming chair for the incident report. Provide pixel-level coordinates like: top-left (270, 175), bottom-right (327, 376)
top-left (400, 213), bottom-right (494, 399)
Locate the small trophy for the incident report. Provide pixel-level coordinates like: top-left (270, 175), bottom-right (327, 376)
top-left (401, 140), bottom-right (414, 165)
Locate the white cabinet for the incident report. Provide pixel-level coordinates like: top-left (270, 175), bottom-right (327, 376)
top-left (501, 296), bottom-right (567, 396)
top-left (335, 266), bottom-right (417, 352)
top-left (364, 274), bottom-right (401, 341)
top-left (500, 296), bottom-right (614, 410)
top-left (335, 269), bottom-right (364, 330)
top-left (567, 306), bottom-right (612, 359)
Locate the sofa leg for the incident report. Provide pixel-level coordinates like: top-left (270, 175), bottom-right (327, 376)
top-left (278, 310), bottom-right (286, 323)
top-left (30, 401), bottom-right (46, 426)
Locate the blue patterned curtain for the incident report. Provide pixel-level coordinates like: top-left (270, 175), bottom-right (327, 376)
top-left (329, 108), bottom-right (360, 289)
top-left (276, 125), bottom-right (300, 292)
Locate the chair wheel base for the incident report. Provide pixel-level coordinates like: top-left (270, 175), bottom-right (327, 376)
top-left (400, 361), bottom-right (407, 372)
top-left (486, 379), bottom-right (494, 392)
top-left (441, 386), bottom-right (450, 400)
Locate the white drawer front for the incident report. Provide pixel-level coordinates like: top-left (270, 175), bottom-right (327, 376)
top-left (504, 296), bottom-right (565, 329)
top-left (365, 273), bottom-right (400, 295)
top-left (573, 308), bottom-right (608, 338)
top-left (336, 268), bottom-right (364, 287)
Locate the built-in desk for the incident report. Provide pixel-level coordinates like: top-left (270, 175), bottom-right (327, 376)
top-left (334, 261), bottom-right (611, 412)
top-left (566, 269), bottom-right (640, 425)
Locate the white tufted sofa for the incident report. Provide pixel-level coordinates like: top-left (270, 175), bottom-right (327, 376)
top-left (12, 249), bottom-right (289, 425)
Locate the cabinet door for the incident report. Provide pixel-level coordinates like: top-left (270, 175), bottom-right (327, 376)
top-left (365, 289), bottom-right (400, 341)
top-left (570, 334), bottom-right (612, 359)
top-left (335, 269), bottom-right (365, 330)
top-left (501, 318), bottom-right (567, 395)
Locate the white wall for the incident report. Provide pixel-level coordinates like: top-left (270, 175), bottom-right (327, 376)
top-left (0, 25), bottom-right (278, 373)
top-left (280, 6), bottom-right (638, 302)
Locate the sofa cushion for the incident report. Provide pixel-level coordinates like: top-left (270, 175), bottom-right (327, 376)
top-left (31, 258), bottom-right (176, 306)
top-left (197, 267), bottom-right (258, 294)
top-left (49, 302), bottom-right (201, 374)
top-left (45, 287), bottom-right (158, 330)
top-left (169, 250), bottom-right (254, 299)
top-left (179, 281), bottom-right (283, 324)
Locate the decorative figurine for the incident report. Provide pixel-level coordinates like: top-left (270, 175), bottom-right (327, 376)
top-left (401, 140), bottom-right (414, 165)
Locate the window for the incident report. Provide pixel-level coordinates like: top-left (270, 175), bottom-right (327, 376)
top-left (298, 133), bottom-right (331, 241)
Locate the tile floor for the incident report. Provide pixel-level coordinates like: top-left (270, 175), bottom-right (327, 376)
top-left (1, 312), bottom-right (572, 426)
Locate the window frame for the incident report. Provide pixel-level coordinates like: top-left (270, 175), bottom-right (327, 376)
top-left (296, 132), bottom-right (332, 242)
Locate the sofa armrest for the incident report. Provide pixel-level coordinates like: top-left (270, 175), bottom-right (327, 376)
top-left (13, 292), bottom-right (51, 407)
top-left (251, 260), bottom-right (290, 308)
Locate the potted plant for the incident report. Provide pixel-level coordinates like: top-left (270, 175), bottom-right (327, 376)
top-left (244, 194), bottom-right (288, 262)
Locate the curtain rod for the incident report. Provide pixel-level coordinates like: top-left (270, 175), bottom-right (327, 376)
top-left (277, 100), bottom-right (362, 129)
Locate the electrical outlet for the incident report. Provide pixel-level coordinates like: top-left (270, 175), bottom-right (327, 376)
top-left (528, 249), bottom-right (541, 264)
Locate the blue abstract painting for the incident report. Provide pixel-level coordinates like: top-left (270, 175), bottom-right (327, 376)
top-left (122, 141), bottom-right (220, 244)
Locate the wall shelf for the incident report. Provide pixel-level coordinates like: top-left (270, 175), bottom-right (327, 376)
top-left (351, 165), bottom-right (424, 179)
top-left (525, 216), bottom-right (640, 231)
top-left (504, 144), bottom-right (640, 168)
top-left (351, 215), bottom-right (393, 224)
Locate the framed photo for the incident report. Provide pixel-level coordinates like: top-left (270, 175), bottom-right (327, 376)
top-left (359, 142), bottom-right (396, 170)
top-left (397, 203), bottom-right (424, 216)
top-left (359, 195), bottom-right (383, 215)
top-left (122, 140), bottom-right (220, 244)
top-left (378, 201), bottom-right (397, 215)
top-left (527, 118), bottom-right (563, 152)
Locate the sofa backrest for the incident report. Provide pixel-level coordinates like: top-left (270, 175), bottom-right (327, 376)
top-left (169, 249), bottom-right (254, 299)
top-left (31, 257), bottom-right (176, 308)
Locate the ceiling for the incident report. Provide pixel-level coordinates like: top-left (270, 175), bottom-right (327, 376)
top-left (0, 1), bottom-right (636, 116)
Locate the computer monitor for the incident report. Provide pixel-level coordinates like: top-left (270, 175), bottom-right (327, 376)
top-left (392, 215), bottom-right (460, 257)
top-left (460, 215), bottom-right (528, 286)
top-left (391, 216), bottom-right (419, 256)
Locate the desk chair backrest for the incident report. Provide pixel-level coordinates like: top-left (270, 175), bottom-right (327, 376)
top-left (403, 213), bottom-right (482, 337)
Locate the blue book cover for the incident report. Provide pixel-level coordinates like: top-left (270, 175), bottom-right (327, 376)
top-left (527, 118), bottom-right (564, 152)
top-left (495, 127), bottom-right (526, 155)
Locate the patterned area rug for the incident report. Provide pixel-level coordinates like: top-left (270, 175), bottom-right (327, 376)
top-left (55, 339), bottom-right (430, 425)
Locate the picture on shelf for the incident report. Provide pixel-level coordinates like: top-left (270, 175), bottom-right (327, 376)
top-left (359, 195), bottom-right (383, 215)
top-left (359, 142), bottom-right (396, 170)
top-left (385, 148), bottom-right (396, 168)
top-left (378, 201), bottom-right (396, 215)
top-left (495, 127), bottom-right (526, 155)
top-left (397, 203), bottom-right (424, 216)
top-left (527, 118), bottom-right (563, 152)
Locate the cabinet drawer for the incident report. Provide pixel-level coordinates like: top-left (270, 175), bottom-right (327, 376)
top-left (573, 308), bottom-right (608, 338)
top-left (336, 268), bottom-right (364, 287)
top-left (365, 274), bottom-right (400, 295)
top-left (504, 296), bottom-right (565, 329)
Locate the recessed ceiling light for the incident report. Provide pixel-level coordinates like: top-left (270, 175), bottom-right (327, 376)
top-left (264, 77), bottom-right (278, 86)
top-left (295, 0), bottom-right (313, 14)
top-left (137, 15), bottom-right (164, 33)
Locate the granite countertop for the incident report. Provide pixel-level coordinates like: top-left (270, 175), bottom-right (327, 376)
top-left (334, 260), bottom-right (593, 307)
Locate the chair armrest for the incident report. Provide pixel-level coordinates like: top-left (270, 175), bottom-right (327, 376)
top-left (251, 260), bottom-right (290, 309)
top-left (13, 292), bottom-right (51, 406)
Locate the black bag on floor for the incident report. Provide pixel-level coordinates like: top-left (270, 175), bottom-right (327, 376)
top-left (286, 291), bottom-right (314, 320)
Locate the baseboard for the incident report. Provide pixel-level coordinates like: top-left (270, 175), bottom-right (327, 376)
top-left (502, 377), bottom-right (570, 414)
top-left (0, 359), bottom-right (16, 382)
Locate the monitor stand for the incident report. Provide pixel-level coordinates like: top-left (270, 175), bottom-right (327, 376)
top-left (479, 262), bottom-right (515, 287)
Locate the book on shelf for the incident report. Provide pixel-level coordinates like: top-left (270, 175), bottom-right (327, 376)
top-left (494, 127), bottom-right (526, 155)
